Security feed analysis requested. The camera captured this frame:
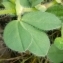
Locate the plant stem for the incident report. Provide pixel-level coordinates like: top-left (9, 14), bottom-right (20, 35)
top-left (0, 9), bottom-right (16, 15)
top-left (35, 1), bottom-right (56, 11)
top-left (24, 8), bottom-right (37, 12)
top-left (16, 0), bottom-right (24, 20)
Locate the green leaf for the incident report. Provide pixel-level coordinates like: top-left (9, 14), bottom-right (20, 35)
top-left (46, 4), bottom-right (63, 22)
top-left (47, 44), bottom-right (63, 63)
top-left (3, 21), bottom-right (32, 52)
top-left (9, 0), bottom-right (15, 4)
top-left (22, 22), bottom-right (50, 56)
top-left (3, 20), bottom-right (50, 56)
top-left (2, 1), bottom-right (16, 15)
top-left (29, 0), bottom-right (44, 7)
top-left (2, 1), bottom-right (15, 10)
top-left (20, 0), bottom-right (31, 7)
top-left (3, 0), bottom-right (15, 4)
top-left (22, 11), bottom-right (61, 31)
top-left (54, 37), bottom-right (63, 50)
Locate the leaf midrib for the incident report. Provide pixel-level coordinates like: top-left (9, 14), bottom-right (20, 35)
top-left (32, 36), bottom-right (46, 55)
top-left (17, 22), bottom-right (25, 51)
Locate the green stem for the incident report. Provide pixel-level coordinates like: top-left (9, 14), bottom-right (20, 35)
top-left (24, 8), bottom-right (37, 12)
top-left (16, 0), bottom-right (24, 20)
top-left (0, 9), bottom-right (16, 15)
top-left (35, 1), bottom-right (56, 11)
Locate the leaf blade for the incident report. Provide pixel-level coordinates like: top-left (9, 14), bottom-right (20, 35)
top-left (46, 4), bottom-right (63, 22)
top-left (22, 11), bottom-right (61, 31)
top-left (3, 21), bottom-right (32, 52)
top-left (54, 37), bottom-right (63, 50)
top-left (47, 44), bottom-right (63, 63)
top-left (20, 0), bottom-right (31, 7)
top-left (22, 22), bottom-right (50, 56)
top-left (29, 0), bottom-right (44, 7)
